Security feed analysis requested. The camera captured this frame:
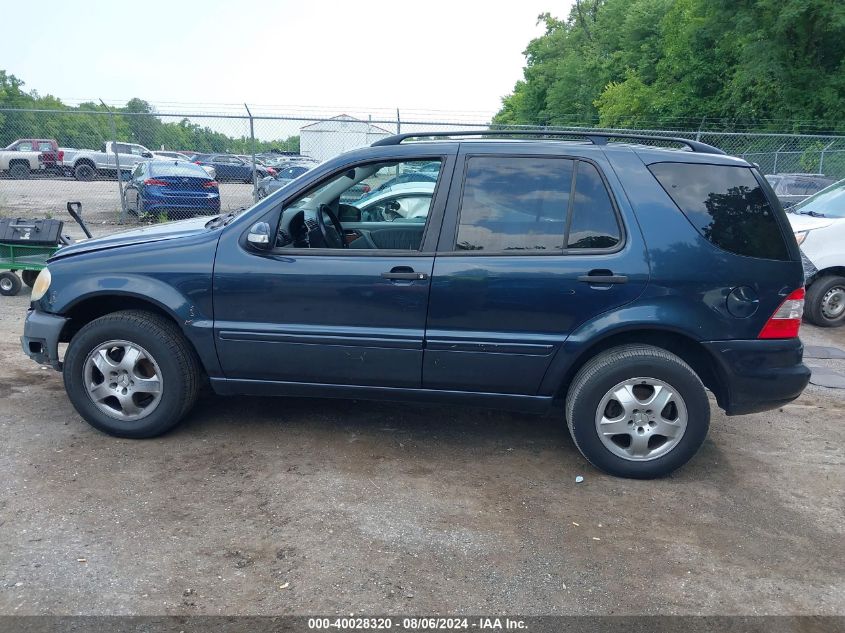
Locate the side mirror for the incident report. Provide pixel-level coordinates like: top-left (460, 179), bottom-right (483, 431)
top-left (247, 221), bottom-right (272, 249)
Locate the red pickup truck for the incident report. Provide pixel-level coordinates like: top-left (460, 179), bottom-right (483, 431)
top-left (3, 138), bottom-right (63, 171)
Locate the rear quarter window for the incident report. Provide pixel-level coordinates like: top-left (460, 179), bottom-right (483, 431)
top-left (648, 162), bottom-right (789, 261)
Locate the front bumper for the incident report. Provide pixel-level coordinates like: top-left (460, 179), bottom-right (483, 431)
top-left (20, 309), bottom-right (67, 370)
top-left (702, 338), bottom-right (811, 415)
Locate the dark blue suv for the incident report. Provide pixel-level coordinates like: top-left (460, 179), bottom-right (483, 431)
top-left (21, 131), bottom-right (810, 478)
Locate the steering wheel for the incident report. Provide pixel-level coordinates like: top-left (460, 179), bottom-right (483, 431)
top-left (316, 204), bottom-right (346, 248)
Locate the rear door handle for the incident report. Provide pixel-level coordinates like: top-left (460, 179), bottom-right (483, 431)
top-left (577, 273), bottom-right (628, 284)
top-left (381, 266), bottom-right (428, 281)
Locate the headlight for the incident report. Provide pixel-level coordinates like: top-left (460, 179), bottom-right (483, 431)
top-left (30, 268), bottom-right (51, 302)
top-left (794, 231), bottom-right (808, 245)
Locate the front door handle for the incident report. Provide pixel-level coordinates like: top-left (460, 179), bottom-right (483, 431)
top-left (578, 271), bottom-right (628, 284)
top-left (381, 266), bottom-right (428, 281)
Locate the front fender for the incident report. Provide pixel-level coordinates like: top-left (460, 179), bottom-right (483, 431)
top-left (40, 235), bottom-right (221, 377)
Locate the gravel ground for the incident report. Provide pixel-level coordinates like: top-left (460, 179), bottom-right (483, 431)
top-left (0, 230), bottom-right (843, 616)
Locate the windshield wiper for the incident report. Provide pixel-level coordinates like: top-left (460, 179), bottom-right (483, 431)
top-left (205, 212), bottom-right (236, 228)
top-left (798, 210), bottom-right (827, 217)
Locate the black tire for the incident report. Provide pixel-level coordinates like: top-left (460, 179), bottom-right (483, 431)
top-left (804, 276), bottom-right (845, 328)
top-left (74, 162), bottom-right (95, 181)
top-left (0, 272), bottom-right (22, 296)
top-left (21, 270), bottom-right (39, 288)
top-left (63, 310), bottom-right (202, 438)
top-left (565, 344), bottom-right (710, 479)
top-left (9, 162), bottom-right (30, 179)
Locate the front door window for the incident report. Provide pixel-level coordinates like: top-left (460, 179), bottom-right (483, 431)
top-left (277, 159), bottom-right (443, 251)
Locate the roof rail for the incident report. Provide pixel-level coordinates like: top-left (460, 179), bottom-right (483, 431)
top-left (370, 129), bottom-right (726, 155)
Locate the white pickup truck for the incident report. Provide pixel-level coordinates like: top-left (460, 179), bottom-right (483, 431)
top-left (0, 148), bottom-right (46, 179)
top-left (63, 141), bottom-right (161, 181)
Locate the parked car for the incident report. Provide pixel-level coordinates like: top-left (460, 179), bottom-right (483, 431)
top-left (267, 156), bottom-right (319, 173)
top-left (0, 145), bottom-right (49, 179)
top-left (786, 178), bottom-right (845, 327)
top-left (21, 130), bottom-right (809, 479)
top-left (63, 141), bottom-right (161, 181)
top-left (373, 171), bottom-right (438, 192)
top-left (192, 154), bottom-right (270, 183)
top-left (765, 173), bottom-right (835, 208)
top-left (345, 181), bottom-right (435, 223)
top-left (122, 160), bottom-right (220, 220)
top-left (3, 138), bottom-right (63, 171)
top-left (256, 163), bottom-right (315, 198)
top-left (153, 151), bottom-right (216, 179)
top-left (235, 155), bottom-right (276, 176)
top-left (257, 162), bottom-right (371, 201)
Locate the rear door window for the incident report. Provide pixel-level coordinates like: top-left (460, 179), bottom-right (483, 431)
top-left (455, 156), bottom-right (573, 252)
top-left (648, 162), bottom-right (789, 260)
top-left (453, 156), bottom-right (622, 253)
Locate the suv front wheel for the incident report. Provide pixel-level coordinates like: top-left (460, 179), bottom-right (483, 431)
top-left (565, 344), bottom-right (710, 479)
top-left (63, 310), bottom-right (202, 438)
top-left (804, 276), bottom-right (845, 327)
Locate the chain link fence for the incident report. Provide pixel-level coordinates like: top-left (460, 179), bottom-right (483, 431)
top-left (1, 106), bottom-right (844, 228)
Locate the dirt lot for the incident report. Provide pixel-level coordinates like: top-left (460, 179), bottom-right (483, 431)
top-left (0, 259), bottom-right (843, 616)
top-left (0, 178), bottom-right (256, 224)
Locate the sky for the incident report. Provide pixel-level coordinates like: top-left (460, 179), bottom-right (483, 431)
top-left (3, 0), bottom-right (573, 123)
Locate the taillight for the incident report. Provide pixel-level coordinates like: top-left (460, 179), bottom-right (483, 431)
top-left (758, 288), bottom-right (805, 339)
top-left (362, 184), bottom-right (371, 193)
top-left (202, 180), bottom-right (218, 188)
top-left (267, 167), bottom-right (276, 175)
top-left (144, 178), bottom-right (169, 186)
top-left (58, 150), bottom-right (64, 161)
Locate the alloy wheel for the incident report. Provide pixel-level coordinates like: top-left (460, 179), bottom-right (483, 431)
top-left (83, 340), bottom-right (163, 421)
top-left (594, 377), bottom-right (688, 461)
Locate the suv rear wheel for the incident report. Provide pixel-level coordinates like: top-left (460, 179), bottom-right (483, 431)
top-left (565, 344), bottom-right (709, 479)
top-left (804, 276), bottom-right (845, 327)
top-left (63, 310), bottom-right (202, 438)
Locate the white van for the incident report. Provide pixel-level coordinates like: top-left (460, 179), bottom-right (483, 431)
top-left (787, 178), bottom-right (845, 327)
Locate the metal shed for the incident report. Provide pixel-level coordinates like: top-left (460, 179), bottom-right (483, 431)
top-left (300, 115), bottom-right (392, 162)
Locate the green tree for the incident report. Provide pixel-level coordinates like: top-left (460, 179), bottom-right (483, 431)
top-left (0, 71), bottom-right (300, 153)
top-left (495, 0), bottom-right (845, 132)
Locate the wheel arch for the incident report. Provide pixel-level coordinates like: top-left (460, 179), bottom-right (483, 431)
top-left (811, 266), bottom-right (845, 283)
top-left (57, 290), bottom-right (221, 378)
top-left (553, 328), bottom-right (727, 410)
top-left (72, 158), bottom-right (97, 177)
top-left (59, 292), bottom-right (179, 343)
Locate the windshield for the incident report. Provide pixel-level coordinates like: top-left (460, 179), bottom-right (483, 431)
top-left (792, 178), bottom-right (845, 218)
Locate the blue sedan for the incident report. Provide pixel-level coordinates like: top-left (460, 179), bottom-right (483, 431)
top-left (124, 161), bottom-right (221, 220)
